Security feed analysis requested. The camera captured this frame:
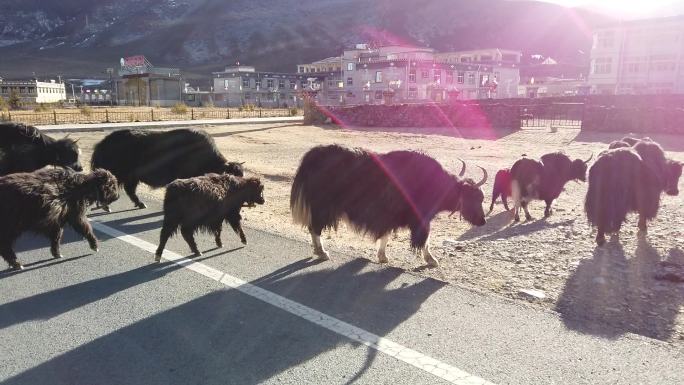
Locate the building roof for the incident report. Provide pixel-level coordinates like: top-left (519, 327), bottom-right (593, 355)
top-left (596, 14), bottom-right (684, 29)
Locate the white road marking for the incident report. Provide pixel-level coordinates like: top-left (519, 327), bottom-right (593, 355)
top-left (90, 219), bottom-right (496, 385)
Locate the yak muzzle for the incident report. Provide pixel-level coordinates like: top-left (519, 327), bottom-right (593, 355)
top-left (69, 162), bottom-right (83, 172)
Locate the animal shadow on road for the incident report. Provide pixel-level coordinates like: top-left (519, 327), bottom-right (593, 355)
top-left (461, 216), bottom-right (575, 242)
top-left (458, 211), bottom-right (512, 241)
top-left (3, 259), bottom-right (446, 385)
top-left (556, 237), bottom-right (684, 341)
top-left (95, 211), bottom-right (164, 235)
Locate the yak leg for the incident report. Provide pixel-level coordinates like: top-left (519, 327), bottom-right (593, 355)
top-left (637, 215), bottom-right (648, 234)
top-left (226, 212), bottom-right (247, 245)
top-left (422, 235), bottom-right (439, 268)
top-left (155, 219), bottom-right (178, 262)
top-left (213, 223), bottom-right (223, 248)
top-left (411, 223), bottom-right (438, 267)
top-left (180, 225), bottom-right (200, 256)
top-left (521, 201), bottom-right (533, 221)
top-left (488, 190), bottom-right (498, 214)
top-left (50, 227), bottom-right (64, 259)
top-left (0, 242), bottom-right (22, 271)
top-left (502, 193), bottom-right (510, 211)
top-left (309, 226), bottom-right (329, 261)
top-left (595, 227), bottom-right (606, 247)
top-left (544, 199), bottom-right (554, 218)
top-left (70, 216), bottom-right (98, 252)
top-left (376, 234), bottom-right (390, 264)
top-left (124, 181), bottom-right (146, 209)
top-left (511, 180), bottom-right (522, 222)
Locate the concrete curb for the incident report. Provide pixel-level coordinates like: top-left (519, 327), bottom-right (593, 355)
top-left (37, 116), bottom-right (303, 133)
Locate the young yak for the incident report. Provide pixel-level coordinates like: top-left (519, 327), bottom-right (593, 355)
top-left (155, 174), bottom-right (265, 261)
top-left (0, 168), bottom-right (119, 270)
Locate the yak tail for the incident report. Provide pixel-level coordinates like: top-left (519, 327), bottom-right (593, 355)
top-left (290, 168), bottom-right (312, 227)
top-left (584, 158), bottom-right (630, 233)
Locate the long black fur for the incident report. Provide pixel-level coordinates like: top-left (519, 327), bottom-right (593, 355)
top-left (290, 144), bottom-right (486, 254)
top-left (510, 152), bottom-right (588, 220)
top-left (155, 174), bottom-right (265, 259)
top-left (488, 168), bottom-right (511, 213)
top-left (0, 168), bottom-right (119, 270)
top-left (0, 122), bottom-right (83, 175)
top-left (585, 139), bottom-right (682, 246)
top-left (91, 128), bottom-right (244, 210)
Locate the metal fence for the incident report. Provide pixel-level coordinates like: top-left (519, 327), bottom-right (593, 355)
top-left (0, 108), bottom-right (301, 126)
top-left (520, 103), bottom-right (584, 128)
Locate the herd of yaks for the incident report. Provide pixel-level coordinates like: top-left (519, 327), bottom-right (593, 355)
top-left (0, 122), bottom-right (681, 271)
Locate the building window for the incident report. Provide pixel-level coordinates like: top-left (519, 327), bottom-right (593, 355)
top-left (650, 55), bottom-right (676, 72)
top-left (244, 92), bottom-right (252, 99)
top-left (625, 56), bottom-right (647, 73)
top-left (446, 71), bottom-right (454, 84)
top-left (593, 57), bottom-right (612, 74)
top-left (433, 69), bottom-right (441, 84)
top-left (375, 71), bottom-right (382, 83)
top-left (347, 77), bottom-right (353, 86)
top-left (468, 73), bottom-right (475, 85)
top-left (595, 30), bottom-right (614, 49)
top-left (421, 69), bottom-right (429, 79)
top-left (279, 79), bottom-right (285, 88)
top-left (186, 94), bottom-right (196, 102)
top-left (408, 87), bottom-right (417, 99)
top-left (289, 81), bottom-right (296, 89)
top-left (409, 68), bottom-right (416, 83)
top-left (347, 62), bottom-right (354, 71)
top-left (255, 79), bottom-right (261, 89)
top-left (375, 91), bottom-right (382, 99)
top-left (267, 79), bottom-right (275, 88)
top-left (494, 72), bottom-right (500, 81)
top-left (365, 93), bottom-right (371, 103)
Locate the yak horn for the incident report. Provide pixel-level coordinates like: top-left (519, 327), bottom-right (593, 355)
top-left (457, 158), bottom-right (466, 177)
top-left (239, 161), bottom-right (246, 165)
top-left (584, 153), bottom-right (594, 164)
top-left (475, 165), bottom-right (488, 187)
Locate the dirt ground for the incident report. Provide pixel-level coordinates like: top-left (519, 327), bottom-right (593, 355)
top-left (67, 122), bottom-right (684, 344)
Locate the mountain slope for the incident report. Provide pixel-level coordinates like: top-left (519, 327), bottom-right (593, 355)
top-left (0, 0), bottom-right (609, 79)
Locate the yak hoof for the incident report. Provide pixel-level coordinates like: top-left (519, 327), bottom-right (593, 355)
top-left (377, 252), bottom-right (389, 264)
top-left (103, 205), bottom-right (112, 213)
top-left (314, 249), bottom-right (330, 261)
top-left (513, 215), bottom-right (520, 222)
top-left (525, 215), bottom-right (533, 222)
top-left (425, 256), bottom-right (440, 268)
top-left (136, 202), bottom-right (147, 209)
top-left (241, 239), bottom-right (247, 245)
top-left (53, 254), bottom-right (64, 259)
top-left (90, 245), bottom-right (99, 252)
top-left (215, 241), bottom-right (223, 248)
top-left (193, 251), bottom-right (203, 257)
top-left (154, 254), bottom-right (162, 263)
top-left (10, 261), bottom-right (24, 271)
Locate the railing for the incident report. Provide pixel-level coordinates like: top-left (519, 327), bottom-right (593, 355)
top-left (0, 108), bottom-right (301, 126)
top-left (520, 103), bottom-right (584, 128)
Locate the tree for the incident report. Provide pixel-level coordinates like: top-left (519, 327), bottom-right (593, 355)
top-left (0, 96), bottom-right (8, 111)
top-left (8, 89), bottom-right (21, 109)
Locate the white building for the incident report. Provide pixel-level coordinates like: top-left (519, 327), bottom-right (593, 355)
top-left (588, 15), bottom-right (684, 95)
top-left (298, 45), bottom-right (521, 106)
top-left (0, 79), bottom-right (67, 104)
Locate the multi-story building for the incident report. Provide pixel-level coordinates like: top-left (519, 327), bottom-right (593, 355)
top-left (298, 45), bottom-right (521, 106)
top-left (0, 79), bottom-right (67, 104)
top-left (114, 55), bottom-right (183, 107)
top-left (212, 65), bottom-right (313, 107)
top-left (588, 15), bottom-right (684, 95)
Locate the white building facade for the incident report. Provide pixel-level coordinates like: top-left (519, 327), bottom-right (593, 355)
top-left (298, 45), bottom-right (521, 106)
top-left (0, 79), bottom-right (67, 104)
top-left (588, 16), bottom-right (684, 95)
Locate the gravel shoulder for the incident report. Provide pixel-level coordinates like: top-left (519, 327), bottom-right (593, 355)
top-left (68, 123), bottom-right (684, 344)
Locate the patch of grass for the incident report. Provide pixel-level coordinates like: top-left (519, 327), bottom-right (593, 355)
top-left (171, 103), bottom-right (188, 115)
top-left (79, 106), bottom-right (93, 116)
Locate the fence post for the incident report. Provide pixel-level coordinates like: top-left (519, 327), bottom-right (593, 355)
top-left (7, 111), bottom-right (11, 122)
top-left (105, 109), bottom-right (110, 123)
top-left (151, 108), bottom-right (154, 121)
top-left (191, 108), bottom-right (194, 120)
top-left (53, 110), bottom-right (57, 125)
top-left (227, 108), bottom-right (230, 119)
top-left (259, 109), bottom-right (262, 118)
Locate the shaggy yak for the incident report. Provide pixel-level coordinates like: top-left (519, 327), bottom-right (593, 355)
top-left (155, 174), bottom-right (265, 261)
top-left (488, 168), bottom-right (512, 214)
top-left (608, 136), bottom-right (644, 150)
top-left (290, 145), bottom-right (488, 267)
top-left (510, 152), bottom-right (592, 221)
top-left (91, 128), bottom-right (244, 212)
top-left (0, 168), bottom-right (119, 270)
top-left (0, 122), bottom-right (83, 176)
top-left (585, 138), bottom-right (682, 246)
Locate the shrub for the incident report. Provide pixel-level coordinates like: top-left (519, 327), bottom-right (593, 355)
top-left (289, 107), bottom-right (299, 116)
top-left (0, 96), bottom-right (8, 111)
top-left (171, 103), bottom-right (188, 115)
top-left (79, 106), bottom-right (93, 116)
top-left (34, 104), bottom-right (50, 112)
top-left (8, 90), bottom-right (21, 109)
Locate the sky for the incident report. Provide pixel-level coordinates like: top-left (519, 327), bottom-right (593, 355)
top-left (538, 0), bottom-right (684, 18)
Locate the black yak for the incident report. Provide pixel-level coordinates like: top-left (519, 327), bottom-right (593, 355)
top-left (91, 128), bottom-right (244, 212)
top-left (0, 168), bottom-right (119, 270)
top-left (488, 168), bottom-right (512, 214)
top-left (155, 174), bottom-right (265, 261)
top-left (290, 145), bottom-right (487, 267)
top-left (608, 136), bottom-right (648, 150)
top-left (0, 122), bottom-right (83, 176)
top-left (586, 140), bottom-right (682, 246)
top-left (510, 152), bottom-right (592, 221)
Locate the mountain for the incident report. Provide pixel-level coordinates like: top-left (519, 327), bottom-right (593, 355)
top-left (0, 0), bottom-right (610, 80)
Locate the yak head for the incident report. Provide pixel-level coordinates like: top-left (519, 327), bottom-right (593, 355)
top-left (52, 136), bottom-right (83, 172)
top-left (665, 160), bottom-right (683, 196)
top-left (241, 177), bottom-right (265, 207)
top-left (88, 169), bottom-right (120, 206)
top-left (445, 160), bottom-right (487, 227)
top-left (570, 154), bottom-right (593, 182)
top-left (223, 161), bottom-right (245, 177)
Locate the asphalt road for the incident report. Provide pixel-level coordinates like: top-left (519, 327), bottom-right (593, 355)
top-left (1, 196), bottom-right (683, 385)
